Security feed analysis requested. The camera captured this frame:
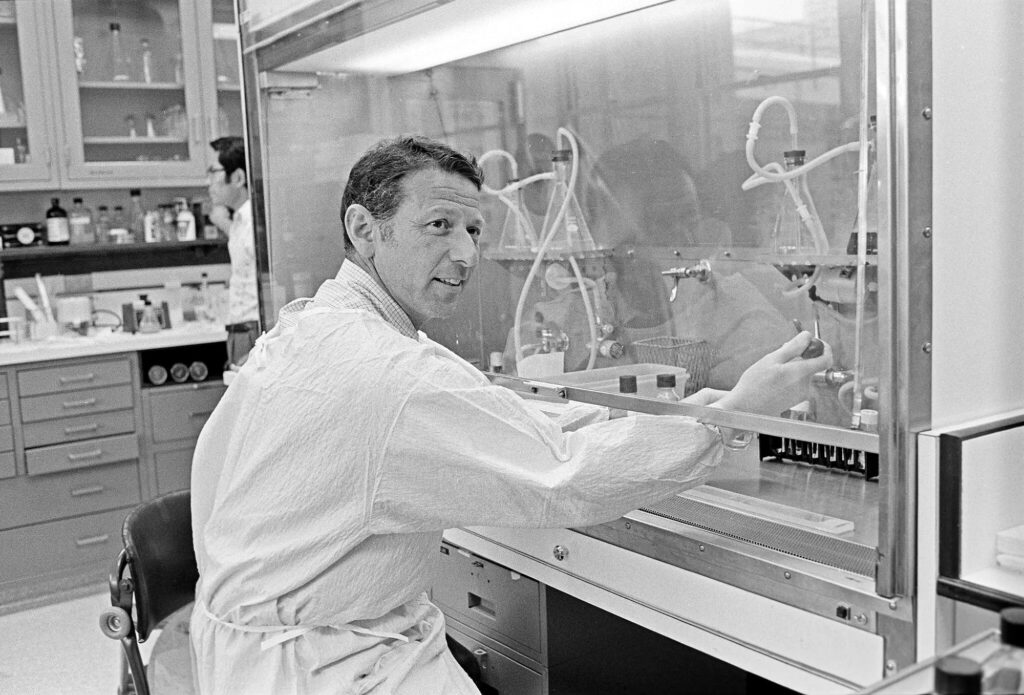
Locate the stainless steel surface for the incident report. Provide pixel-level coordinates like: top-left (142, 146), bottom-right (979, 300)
top-left (875, 0), bottom-right (932, 606)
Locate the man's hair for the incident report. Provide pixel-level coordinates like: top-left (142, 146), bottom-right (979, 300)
top-left (210, 136), bottom-right (247, 180)
top-left (341, 136), bottom-right (484, 249)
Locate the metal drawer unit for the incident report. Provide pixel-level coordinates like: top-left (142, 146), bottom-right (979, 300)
top-left (446, 621), bottom-right (547, 695)
top-left (0, 374), bottom-right (13, 479)
top-left (141, 381), bottom-right (226, 496)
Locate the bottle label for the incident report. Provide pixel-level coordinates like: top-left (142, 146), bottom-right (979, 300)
top-left (46, 218), bottom-right (70, 243)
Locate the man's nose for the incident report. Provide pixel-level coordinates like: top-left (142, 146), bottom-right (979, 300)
top-left (450, 227), bottom-right (479, 267)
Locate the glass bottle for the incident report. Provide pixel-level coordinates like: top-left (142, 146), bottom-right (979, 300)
top-left (140, 38), bottom-right (153, 83)
top-left (655, 373), bottom-right (681, 402)
top-left (145, 113), bottom-right (157, 138)
top-left (45, 198), bottom-right (70, 245)
top-left (847, 116), bottom-right (879, 256)
top-left (125, 115), bottom-right (137, 138)
top-left (94, 205), bottom-right (111, 244)
top-left (933, 656), bottom-right (982, 695)
top-left (175, 197), bottom-right (196, 241)
top-left (109, 22), bottom-right (131, 81)
top-left (173, 52), bottom-right (184, 84)
top-left (161, 204), bottom-right (177, 241)
top-left (109, 205), bottom-right (130, 244)
top-left (69, 198), bottom-right (95, 245)
top-left (196, 271), bottom-right (216, 324)
top-left (771, 150), bottom-right (815, 256)
top-left (128, 189), bottom-right (146, 242)
top-left (980, 608), bottom-right (1024, 694)
top-left (610, 374), bottom-right (638, 419)
top-left (14, 137), bottom-right (27, 164)
top-left (540, 149), bottom-right (598, 254)
top-left (497, 178), bottom-right (539, 252)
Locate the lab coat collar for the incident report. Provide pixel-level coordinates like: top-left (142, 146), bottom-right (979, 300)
top-left (308, 260), bottom-right (419, 340)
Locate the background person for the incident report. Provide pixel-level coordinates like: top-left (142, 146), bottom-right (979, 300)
top-left (208, 136), bottom-right (259, 369)
top-left (189, 135), bottom-right (831, 694)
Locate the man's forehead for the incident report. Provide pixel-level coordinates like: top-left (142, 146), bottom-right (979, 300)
top-left (401, 169), bottom-right (480, 210)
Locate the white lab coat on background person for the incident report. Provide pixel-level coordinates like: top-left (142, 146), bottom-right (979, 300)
top-left (189, 262), bottom-right (725, 695)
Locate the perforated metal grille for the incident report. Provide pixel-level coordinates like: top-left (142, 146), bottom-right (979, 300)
top-left (640, 495), bottom-right (877, 578)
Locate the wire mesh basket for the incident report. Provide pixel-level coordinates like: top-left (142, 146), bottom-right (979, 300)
top-left (632, 336), bottom-right (712, 396)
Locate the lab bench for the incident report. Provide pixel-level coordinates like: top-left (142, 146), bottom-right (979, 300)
top-left (0, 329), bottom-right (226, 611)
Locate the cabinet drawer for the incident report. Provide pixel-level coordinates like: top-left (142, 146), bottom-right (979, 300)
top-left (18, 357), bottom-right (131, 397)
top-left (0, 399), bottom-right (10, 425)
top-left (0, 424), bottom-right (12, 453)
top-left (20, 384), bottom-right (134, 424)
top-left (434, 542), bottom-right (544, 659)
top-left (447, 622), bottom-right (546, 695)
top-left (23, 408), bottom-right (135, 449)
top-left (26, 433), bottom-right (140, 476)
top-left (149, 384), bottom-right (225, 443)
top-left (155, 447), bottom-right (194, 495)
top-left (0, 451), bottom-right (14, 479)
top-left (0, 460), bottom-right (140, 530)
top-left (0, 507), bottom-right (129, 585)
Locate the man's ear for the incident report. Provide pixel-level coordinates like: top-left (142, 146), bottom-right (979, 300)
top-left (229, 168), bottom-right (247, 187)
top-left (344, 204), bottom-right (376, 257)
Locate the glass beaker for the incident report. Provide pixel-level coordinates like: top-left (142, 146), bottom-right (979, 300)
top-left (540, 149), bottom-right (598, 254)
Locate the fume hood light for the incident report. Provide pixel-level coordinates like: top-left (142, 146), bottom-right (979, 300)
top-left (281, 0), bottom-right (671, 75)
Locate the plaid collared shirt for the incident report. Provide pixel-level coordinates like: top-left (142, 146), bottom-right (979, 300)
top-left (274, 260), bottom-right (418, 340)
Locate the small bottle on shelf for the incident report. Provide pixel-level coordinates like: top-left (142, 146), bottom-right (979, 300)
top-left (109, 205), bottom-right (130, 244)
top-left (45, 198), bottom-right (70, 245)
top-left (610, 374), bottom-right (638, 419)
top-left (933, 655), bottom-right (982, 695)
top-left (140, 38), bottom-right (153, 83)
top-left (175, 197), bottom-right (196, 241)
top-left (94, 205), bottom-right (111, 244)
top-left (109, 22), bottom-right (131, 81)
top-left (68, 197), bottom-right (95, 245)
top-left (128, 189), bottom-right (146, 242)
top-left (137, 296), bottom-right (161, 334)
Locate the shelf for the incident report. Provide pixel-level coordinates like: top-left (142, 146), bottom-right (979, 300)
top-left (78, 81), bottom-right (185, 91)
top-left (83, 136), bottom-right (187, 145)
top-left (0, 239), bottom-right (228, 278)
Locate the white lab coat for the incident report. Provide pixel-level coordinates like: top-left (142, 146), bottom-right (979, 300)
top-left (190, 264), bottom-right (723, 694)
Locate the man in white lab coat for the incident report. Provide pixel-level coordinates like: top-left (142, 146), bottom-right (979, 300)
top-left (189, 136), bottom-right (831, 694)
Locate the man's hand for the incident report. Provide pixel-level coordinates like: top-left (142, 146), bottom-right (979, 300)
top-left (708, 331), bottom-right (833, 418)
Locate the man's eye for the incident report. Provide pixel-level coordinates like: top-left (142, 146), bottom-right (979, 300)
top-left (429, 219), bottom-right (451, 231)
top-left (467, 226), bottom-right (482, 239)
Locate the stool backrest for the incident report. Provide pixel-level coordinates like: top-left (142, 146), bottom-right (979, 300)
top-left (122, 490), bottom-right (198, 640)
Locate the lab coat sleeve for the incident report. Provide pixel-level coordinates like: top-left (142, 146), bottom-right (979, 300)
top-left (369, 360), bottom-right (724, 534)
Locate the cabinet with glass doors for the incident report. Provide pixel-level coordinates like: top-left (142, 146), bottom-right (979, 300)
top-left (0, 0), bottom-right (60, 188)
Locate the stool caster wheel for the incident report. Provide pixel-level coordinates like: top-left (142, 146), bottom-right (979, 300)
top-left (100, 607), bottom-right (132, 639)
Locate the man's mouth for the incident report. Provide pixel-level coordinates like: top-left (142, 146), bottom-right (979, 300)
top-left (434, 277), bottom-right (464, 287)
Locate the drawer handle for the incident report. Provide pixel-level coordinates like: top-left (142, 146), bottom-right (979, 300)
top-left (188, 410), bottom-right (214, 419)
top-left (62, 397), bottom-right (98, 409)
top-left (67, 448), bottom-right (104, 461)
top-left (70, 484), bottom-right (106, 497)
top-left (65, 422), bottom-right (100, 434)
top-left (75, 534), bottom-right (110, 547)
top-left (59, 372), bottom-right (97, 384)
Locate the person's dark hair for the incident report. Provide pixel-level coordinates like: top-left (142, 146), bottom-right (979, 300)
top-left (341, 136), bottom-right (484, 249)
top-left (210, 136), bottom-right (247, 180)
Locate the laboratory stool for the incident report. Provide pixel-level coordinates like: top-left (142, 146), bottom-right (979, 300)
top-left (99, 490), bottom-right (197, 695)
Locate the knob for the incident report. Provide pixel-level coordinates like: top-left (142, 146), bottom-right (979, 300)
top-left (552, 544), bottom-right (569, 561)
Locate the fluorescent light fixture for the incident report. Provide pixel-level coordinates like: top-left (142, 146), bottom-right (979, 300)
top-left (281, 0), bottom-right (670, 74)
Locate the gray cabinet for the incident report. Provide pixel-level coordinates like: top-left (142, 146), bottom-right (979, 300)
top-left (0, 354), bottom-right (143, 603)
top-left (141, 380), bottom-right (225, 496)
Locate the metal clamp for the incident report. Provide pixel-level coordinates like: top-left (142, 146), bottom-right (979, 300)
top-left (662, 259), bottom-right (712, 302)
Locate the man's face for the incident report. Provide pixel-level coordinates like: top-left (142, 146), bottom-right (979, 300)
top-left (208, 165), bottom-right (232, 208)
top-left (370, 168), bottom-right (483, 327)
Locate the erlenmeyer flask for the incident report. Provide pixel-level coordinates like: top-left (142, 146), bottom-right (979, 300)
top-left (497, 179), bottom-right (538, 251)
top-left (771, 150), bottom-right (814, 255)
top-left (540, 149), bottom-right (597, 254)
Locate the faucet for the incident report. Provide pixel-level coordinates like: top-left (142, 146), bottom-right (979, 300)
top-left (661, 259), bottom-right (712, 302)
